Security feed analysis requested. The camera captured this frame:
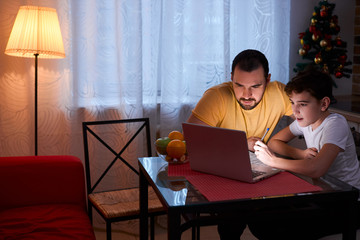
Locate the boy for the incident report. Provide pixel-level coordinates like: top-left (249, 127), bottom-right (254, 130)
top-left (252, 69), bottom-right (360, 239)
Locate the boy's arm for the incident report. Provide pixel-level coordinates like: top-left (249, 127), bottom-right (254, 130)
top-left (268, 126), bottom-right (304, 159)
top-left (300, 143), bottom-right (341, 178)
top-left (255, 140), bottom-right (342, 178)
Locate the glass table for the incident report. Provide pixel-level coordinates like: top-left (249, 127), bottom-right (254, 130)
top-left (139, 157), bottom-right (359, 240)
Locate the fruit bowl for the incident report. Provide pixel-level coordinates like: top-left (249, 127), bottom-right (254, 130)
top-left (156, 151), bottom-right (188, 164)
top-left (155, 137), bottom-right (188, 164)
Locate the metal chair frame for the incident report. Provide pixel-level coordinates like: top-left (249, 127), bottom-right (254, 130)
top-left (82, 118), bottom-right (164, 240)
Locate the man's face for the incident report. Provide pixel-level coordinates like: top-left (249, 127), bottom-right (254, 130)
top-left (231, 67), bottom-right (270, 110)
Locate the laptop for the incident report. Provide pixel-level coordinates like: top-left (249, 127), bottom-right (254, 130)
top-left (182, 123), bottom-right (281, 183)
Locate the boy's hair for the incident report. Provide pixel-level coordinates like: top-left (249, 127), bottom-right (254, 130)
top-left (232, 49), bottom-right (269, 79)
top-left (285, 69), bottom-right (333, 101)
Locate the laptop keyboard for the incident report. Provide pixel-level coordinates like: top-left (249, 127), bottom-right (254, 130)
top-left (249, 151), bottom-right (267, 166)
top-left (252, 170), bottom-right (266, 178)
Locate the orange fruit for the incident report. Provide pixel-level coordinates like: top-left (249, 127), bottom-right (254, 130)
top-left (168, 130), bottom-right (184, 141)
top-left (166, 139), bottom-right (186, 159)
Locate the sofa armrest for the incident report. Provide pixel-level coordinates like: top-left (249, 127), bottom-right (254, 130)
top-left (0, 155), bottom-right (86, 211)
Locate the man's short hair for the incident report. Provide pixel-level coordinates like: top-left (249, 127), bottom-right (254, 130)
top-left (285, 69), bottom-right (333, 101)
top-left (231, 49), bottom-right (269, 78)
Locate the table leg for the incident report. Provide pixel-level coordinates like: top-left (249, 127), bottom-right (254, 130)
top-left (168, 208), bottom-right (181, 240)
top-left (140, 168), bottom-right (148, 240)
top-left (342, 199), bottom-right (357, 240)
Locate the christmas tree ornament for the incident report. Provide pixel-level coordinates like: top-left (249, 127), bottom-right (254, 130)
top-left (300, 39), bottom-right (304, 45)
top-left (320, 7), bottom-right (328, 17)
top-left (311, 18), bottom-right (317, 25)
top-left (314, 56), bottom-right (322, 64)
top-left (336, 36), bottom-right (342, 46)
top-left (299, 48), bottom-right (307, 56)
top-left (320, 39), bottom-right (328, 47)
top-left (335, 71), bottom-right (343, 78)
top-left (312, 34), bottom-right (320, 41)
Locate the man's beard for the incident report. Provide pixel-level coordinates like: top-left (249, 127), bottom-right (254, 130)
top-left (238, 98), bottom-right (259, 110)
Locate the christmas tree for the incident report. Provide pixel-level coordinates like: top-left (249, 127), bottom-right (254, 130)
top-left (294, 0), bottom-right (352, 88)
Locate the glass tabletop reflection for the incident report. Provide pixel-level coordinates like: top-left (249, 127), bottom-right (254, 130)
top-left (139, 157), bottom-right (209, 208)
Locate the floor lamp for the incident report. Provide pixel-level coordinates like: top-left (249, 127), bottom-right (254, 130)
top-left (5, 6), bottom-right (65, 156)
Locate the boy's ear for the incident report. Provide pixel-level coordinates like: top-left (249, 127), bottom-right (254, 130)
top-left (321, 97), bottom-right (331, 111)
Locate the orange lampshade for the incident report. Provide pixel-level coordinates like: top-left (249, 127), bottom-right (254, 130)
top-left (5, 5), bottom-right (65, 59)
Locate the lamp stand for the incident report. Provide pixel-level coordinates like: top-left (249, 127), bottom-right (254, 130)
top-left (5, 6), bottom-right (65, 156)
top-left (34, 53), bottom-right (38, 156)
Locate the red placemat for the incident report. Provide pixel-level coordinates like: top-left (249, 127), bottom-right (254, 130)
top-left (168, 162), bottom-right (201, 176)
top-left (168, 162), bottom-right (322, 202)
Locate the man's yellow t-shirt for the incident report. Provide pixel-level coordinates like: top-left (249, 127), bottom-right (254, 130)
top-left (191, 81), bottom-right (293, 142)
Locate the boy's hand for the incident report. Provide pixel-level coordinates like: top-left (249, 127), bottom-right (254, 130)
top-left (302, 147), bottom-right (318, 159)
top-left (254, 140), bottom-right (274, 165)
top-left (247, 137), bottom-right (261, 152)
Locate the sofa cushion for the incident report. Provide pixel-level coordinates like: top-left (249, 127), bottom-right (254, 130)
top-left (0, 155), bottom-right (86, 210)
top-left (0, 204), bottom-right (95, 240)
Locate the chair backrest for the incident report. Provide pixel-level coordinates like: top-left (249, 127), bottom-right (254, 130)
top-left (82, 118), bottom-right (152, 195)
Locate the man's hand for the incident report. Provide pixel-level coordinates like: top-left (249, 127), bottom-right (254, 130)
top-left (247, 136), bottom-right (261, 152)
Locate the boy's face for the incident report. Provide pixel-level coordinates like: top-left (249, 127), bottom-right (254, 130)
top-left (289, 91), bottom-right (328, 129)
top-left (231, 67), bottom-right (270, 110)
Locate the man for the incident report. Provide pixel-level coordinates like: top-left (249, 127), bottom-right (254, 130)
top-left (187, 49), bottom-right (293, 239)
top-left (188, 49), bottom-right (293, 152)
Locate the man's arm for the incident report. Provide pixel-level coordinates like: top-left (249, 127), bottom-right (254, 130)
top-left (187, 113), bottom-right (210, 126)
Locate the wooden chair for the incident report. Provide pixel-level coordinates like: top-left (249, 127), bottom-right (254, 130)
top-left (82, 118), bottom-right (165, 240)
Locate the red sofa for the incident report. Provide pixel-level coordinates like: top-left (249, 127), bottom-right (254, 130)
top-left (0, 155), bottom-right (96, 239)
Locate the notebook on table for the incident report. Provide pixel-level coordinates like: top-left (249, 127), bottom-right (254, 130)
top-left (182, 122), bottom-right (281, 183)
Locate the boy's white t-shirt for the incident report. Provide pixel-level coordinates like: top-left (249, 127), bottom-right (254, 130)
top-left (289, 113), bottom-right (360, 190)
